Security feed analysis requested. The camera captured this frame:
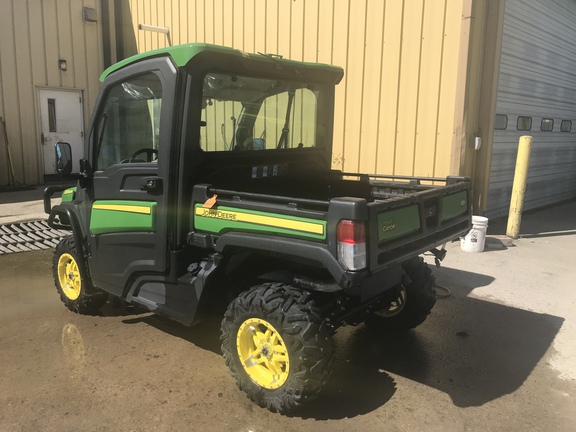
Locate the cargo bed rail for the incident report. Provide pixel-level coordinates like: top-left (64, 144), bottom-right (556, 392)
top-left (205, 186), bottom-right (330, 210)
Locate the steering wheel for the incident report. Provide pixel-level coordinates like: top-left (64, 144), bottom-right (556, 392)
top-left (129, 148), bottom-right (158, 163)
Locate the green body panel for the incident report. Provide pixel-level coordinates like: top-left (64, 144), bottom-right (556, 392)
top-left (377, 205), bottom-right (421, 242)
top-left (100, 43), bottom-right (343, 82)
top-left (61, 187), bottom-right (77, 203)
top-left (441, 191), bottom-right (468, 222)
top-left (194, 204), bottom-right (327, 241)
top-left (90, 200), bottom-right (157, 235)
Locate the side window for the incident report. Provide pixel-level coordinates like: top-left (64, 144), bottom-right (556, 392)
top-left (540, 118), bottom-right (554, 132)
top-left (494, 114), bottom-right (508, 130)
top-left (95, 73), bottom-right (163, 170)
top-left (517, 116), bottom-right (532, 131)
top-left (561, 120), bottom-right (572, 132)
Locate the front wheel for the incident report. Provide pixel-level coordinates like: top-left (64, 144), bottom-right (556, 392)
top-left (221, 283), bottom-right (333, 413)
top-left (366, 256), bottom-right (436, 331)
top-left (53, 236), bottom-right (106, 314)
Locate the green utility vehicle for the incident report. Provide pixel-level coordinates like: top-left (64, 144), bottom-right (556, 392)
top-left (45, 43), bottom-right (471, 413)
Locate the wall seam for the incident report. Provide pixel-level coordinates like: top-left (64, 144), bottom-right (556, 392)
top-left (315, 0), bottom-right (320, 62)
top-left (289, 0), bottom-right (293, 58)
top-left (374, 0), bottom-right (387, 173)
top-left (38, 1), bottom-right (48, 87)
top-left (264, 0), bottom-right (267, 53)
top-left (341, 0), bottom-right (352, 169)
top-left (330, 0), bottom-right (335, 64)
top-left (69, 0), bottom-right (76, 88)
top-left (391, 0), bottom-right (406, 174)
top-left (432, 0), bottom-right (449, 177)
top-left (301, 0), bottom-right (306, 61)
top-left (356, 0), bottom-right (369, 173)
top-left (411, 0), bottom-right (427, 176)
top-left (25, 0), bottom-right (41, 182)
top-left (55, 0), bottom-right (62, 87)
top-left (10, 0), bottom-right (25, 182)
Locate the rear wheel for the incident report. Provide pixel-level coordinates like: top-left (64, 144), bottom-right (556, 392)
top-left (53, 236), bottom-right (106, 314)
top-left (366, 256), bottom-right (436, 331)
top-left (221, 283), bottom-right (333, 413)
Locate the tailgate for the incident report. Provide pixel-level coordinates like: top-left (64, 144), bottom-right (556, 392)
top-left (367, 178), bottom-right (471, 271)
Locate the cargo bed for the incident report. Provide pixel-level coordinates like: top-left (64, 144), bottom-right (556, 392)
top-left (189, 173), bottom-right (471, 280)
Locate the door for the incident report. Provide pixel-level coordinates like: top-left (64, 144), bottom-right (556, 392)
top-left (85, 57), bottom-right (177, 296)
top-left (39, 89), bottom-right (84, 174)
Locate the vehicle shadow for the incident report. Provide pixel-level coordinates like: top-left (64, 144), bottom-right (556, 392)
top-left (123, 309), bottom-right (399, 419)
top-left (288, 356), bottom-right (397, 420)
top-left (99, 298), bottom-right (150, 318)
top-left (294, 266), bottom-right (562, 418)
top-left (340, 284), bottom-right (563, 409)
top-left (122, 313), bottom-right (224, 354)
top-left (119, 268), bottom-right (563, 419)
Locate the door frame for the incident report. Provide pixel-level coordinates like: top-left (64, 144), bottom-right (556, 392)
top-left (36, 86), bottom-right (86, 181)
top-left (82, 57), bottom-right (179, 296)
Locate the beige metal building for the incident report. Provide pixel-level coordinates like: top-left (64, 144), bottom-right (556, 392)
top-left (1, 0), bottom-right (576, 217)
top-left (0, 0), bottom-right (104, 185)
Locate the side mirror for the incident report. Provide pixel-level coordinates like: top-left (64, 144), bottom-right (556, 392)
top-left (55, 142), bottom-right (73, 175)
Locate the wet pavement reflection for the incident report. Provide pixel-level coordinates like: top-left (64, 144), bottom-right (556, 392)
top-left (1, 250), bottom-right (575, 431)
top-left (61, 323), bottom-right (86, 375)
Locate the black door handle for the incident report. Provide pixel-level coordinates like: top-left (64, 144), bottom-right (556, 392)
top-left (139, 176), bottom-right (163, 193)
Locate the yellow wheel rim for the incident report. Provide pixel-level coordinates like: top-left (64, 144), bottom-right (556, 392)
top-left (236, 318), bottom-right (290, 389)
top-left (375, 287), bottom-right (407, 318)
top-left (57, 253), bottom-right (82, 301)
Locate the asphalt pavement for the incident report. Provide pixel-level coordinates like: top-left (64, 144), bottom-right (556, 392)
top-left (1, 187), bottom-right (575, 431)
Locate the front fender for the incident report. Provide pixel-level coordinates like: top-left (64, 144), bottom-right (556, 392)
top-left (47, 203), bottom-right (74, 231)
top-left (47, 204), bottom-right (86, 259)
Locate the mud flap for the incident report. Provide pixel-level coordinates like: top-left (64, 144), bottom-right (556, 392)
top-left (360, 263), bottom-right (403, 303)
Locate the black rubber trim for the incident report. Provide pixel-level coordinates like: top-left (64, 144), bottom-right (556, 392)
top-left (43, 185), bottom-right (69, 214)
top-left (47, 204), bottom-right (73, 230)
top-left (214, 232), bottom-right (367, 292)
top-left (47, 204), bottom-right (86, 261)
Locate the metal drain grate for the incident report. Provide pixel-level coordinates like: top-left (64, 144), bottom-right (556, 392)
top-left (0, 220), bottom-right (69, 255)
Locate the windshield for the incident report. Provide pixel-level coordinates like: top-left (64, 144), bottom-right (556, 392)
top-left (200, 72), bottom-right (325, 152)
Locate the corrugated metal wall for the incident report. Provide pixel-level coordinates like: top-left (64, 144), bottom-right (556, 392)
top-left (487, 0), bottom-right (576, 217)
top-left (0, 0), bottom-right (103, 186)
top-left (123, 0), bottom-right (468, 177)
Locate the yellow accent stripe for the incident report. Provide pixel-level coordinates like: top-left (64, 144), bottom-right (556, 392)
top-left (195, 207), bottom-right (324, 235)
top-left (93, 204), bottom-right (151, 215)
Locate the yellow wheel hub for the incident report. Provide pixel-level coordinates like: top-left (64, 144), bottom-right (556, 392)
top-left (236, 318), bottom-right (290, 389)
top-left (57, 253), bottom-right (82, 301)
top-left (375, 288), bottom-right (407, 318)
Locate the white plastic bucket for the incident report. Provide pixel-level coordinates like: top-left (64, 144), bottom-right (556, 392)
top-left (460, 215), bottom-right (489, 253)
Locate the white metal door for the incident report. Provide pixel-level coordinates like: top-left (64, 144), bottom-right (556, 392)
top-left (39, 89), bottom-right (84, 174)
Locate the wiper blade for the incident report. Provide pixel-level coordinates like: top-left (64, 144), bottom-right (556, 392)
top-left (277, 90), bottom-right (295, 149)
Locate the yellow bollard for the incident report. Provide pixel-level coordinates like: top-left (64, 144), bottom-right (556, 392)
top-left (506, 135), bottom-right (533, 239)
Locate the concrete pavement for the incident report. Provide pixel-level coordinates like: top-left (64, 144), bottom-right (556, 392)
top-left (1, 186), bottom-right (576, 429)
top-left (0, 185), bottom-right (57, 225)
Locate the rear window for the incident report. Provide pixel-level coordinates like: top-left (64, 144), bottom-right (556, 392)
top-left (200, 72), bottom-right (324, 152)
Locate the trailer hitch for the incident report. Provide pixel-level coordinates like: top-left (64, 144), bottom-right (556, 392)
top-left (429, 245), bottom-right (447, 268)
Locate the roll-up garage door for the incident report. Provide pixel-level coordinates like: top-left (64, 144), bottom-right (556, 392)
top-left (487, 0), bottom-right (576, 218)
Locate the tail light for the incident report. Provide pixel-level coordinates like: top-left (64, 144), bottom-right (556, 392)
top-left (337, 220), bottom-right (366, 271)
